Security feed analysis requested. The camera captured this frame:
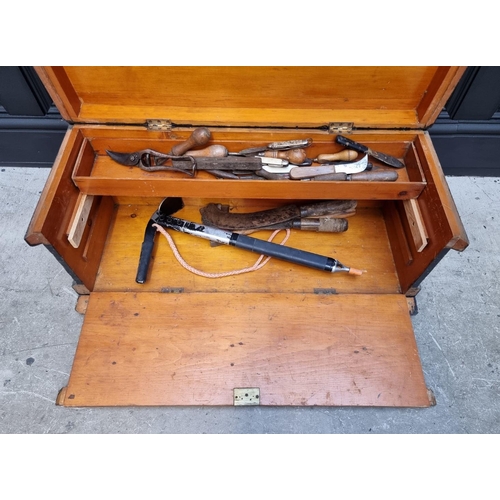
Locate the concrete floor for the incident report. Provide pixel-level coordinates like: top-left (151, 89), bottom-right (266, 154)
top-left (1, 167), bottom-right (499, 434)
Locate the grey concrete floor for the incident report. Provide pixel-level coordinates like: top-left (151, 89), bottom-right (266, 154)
top-left (1, 167), bottom-right (499, 434)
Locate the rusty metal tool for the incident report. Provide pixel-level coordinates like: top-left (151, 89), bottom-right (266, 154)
top-left (107, 150), bottom-right (263, 175)
top-left (335, 135), bottom-right (405, 169)
top-left (106, 127), bottom-right (214, 175)
top-left (199, 200), bottom-right (357, 231)
top-left (135, 197), bottom-right (364, 283)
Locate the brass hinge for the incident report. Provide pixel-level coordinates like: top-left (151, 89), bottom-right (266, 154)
top-left (233, 388), bottom-right (260, 406)
top-left (328, 122), bottom-right (354, 134)
top-left (314, 288), bottom-right (337, 295)
top-left (147, 119), bottom-right (173, 131)
top-left (160, 287), bottom-right (184, 294)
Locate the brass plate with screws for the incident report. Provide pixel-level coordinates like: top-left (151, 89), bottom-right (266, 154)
top-left (233, 388), bottom-right (260, 406)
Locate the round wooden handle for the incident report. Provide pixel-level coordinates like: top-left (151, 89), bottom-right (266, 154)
top-left (185, 145), bottom-right (228, 157)
top-left (263, 148), bottom-right (307, 164)
top-left (312, 170), bottom-right (399, 181)
top-left (315, 150), bottom-right (358, 163)
top-left (348, 170), bottom-right (399, 182)
top-left (170, 127), bottom-right (212, 156)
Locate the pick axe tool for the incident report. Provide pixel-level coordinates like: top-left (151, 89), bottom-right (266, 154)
top-left (136, 197), bottom-right (364, 283)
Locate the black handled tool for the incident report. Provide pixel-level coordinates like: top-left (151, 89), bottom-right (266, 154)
top-left (336, 135), bottom-right (404, 169)
top-left (135, 197), bottom-right (363, 283)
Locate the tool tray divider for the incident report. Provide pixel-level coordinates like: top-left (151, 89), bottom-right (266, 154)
top-left (70, 126), bottom-right (427, 200)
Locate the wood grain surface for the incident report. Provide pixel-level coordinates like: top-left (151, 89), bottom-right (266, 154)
top-left (94, 203), bottom-right (400, 295)
top-left (69, 125), bottom-right (429, 200)
top-left (37, 66), bottom-right (464, 128)
top-left (61, 292), bottom-right (430, 407)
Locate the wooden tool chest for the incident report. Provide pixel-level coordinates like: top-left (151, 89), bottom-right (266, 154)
top-left (26, 67), bottom-right (468, 407)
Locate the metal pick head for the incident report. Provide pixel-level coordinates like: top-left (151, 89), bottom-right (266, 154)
top-left (158, 197), bottom-right (184, 217)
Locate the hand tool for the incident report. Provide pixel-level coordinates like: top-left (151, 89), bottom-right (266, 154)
top-left (106, 148), bottom-right (199, 175)
top-left (260, 148), bottom-right (308, 164)
top-left (199, 200), bottom-right (357, 231)
top-left (200, 200), bottom-right (357, 231)
top-left (108, 149), bottom-right (293, 177)
top-left (107, 150), bottom-right (264, 175)
top-left (170, 156), bottom-right (292, 175)
top-left (335, 135), bottom-right (405, 168)
top-left (311, 170), bottom-right (399, 181)
top-left (236, 138), bottom-right (313, 156)
top-left (136, 197), bottom-right (363, 283)
top-left (289, 154), bottom-right (369, 179)
top-left (170, 127), bottom-right (212, 156)
top-left (106, 127), bottom-right (213, 175)
top-left (253, 170), bottom-right (292, 180)
top-left (314, 150), bottom-right (358, 163)
top-left (230, 218), bottom-right (349, 233)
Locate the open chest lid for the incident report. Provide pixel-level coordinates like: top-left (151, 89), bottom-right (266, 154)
top-left (36, 66), bottom-right (465, 130)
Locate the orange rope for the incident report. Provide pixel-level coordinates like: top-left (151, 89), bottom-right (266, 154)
top-left (152, 224), bottom-right (291, 278)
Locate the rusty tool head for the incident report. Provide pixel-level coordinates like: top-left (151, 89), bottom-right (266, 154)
top-left (107, 127), bottom-right (212, 172)
top-left (106, 148), bottom-right (164, 167)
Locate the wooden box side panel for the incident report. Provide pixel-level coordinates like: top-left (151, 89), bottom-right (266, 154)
top-left (60, 292), bottom-right (431, 407)
top-left (24, 128), bottom-right (114, 290)
top-left (384, 132), bottom-right (469, 293)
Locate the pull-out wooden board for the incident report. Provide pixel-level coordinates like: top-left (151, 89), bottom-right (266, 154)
top-left (59, 292), bottom-right (431, 407)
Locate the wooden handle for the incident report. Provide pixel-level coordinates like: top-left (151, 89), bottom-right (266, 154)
top-left (312, 170), bottom-right (399, 181)
top-left (310, 173), bottom-right (348, 181)
top-left (315, 150), bottom-right (358, 163)
top-left (170, 127), bottom-right (212, 156)
top-left (348, 170), bottom-right (399, 182)
top-left (185, 145), bottom-right (228, 157)
top-left (263, 148), bottom-right (307, 164)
